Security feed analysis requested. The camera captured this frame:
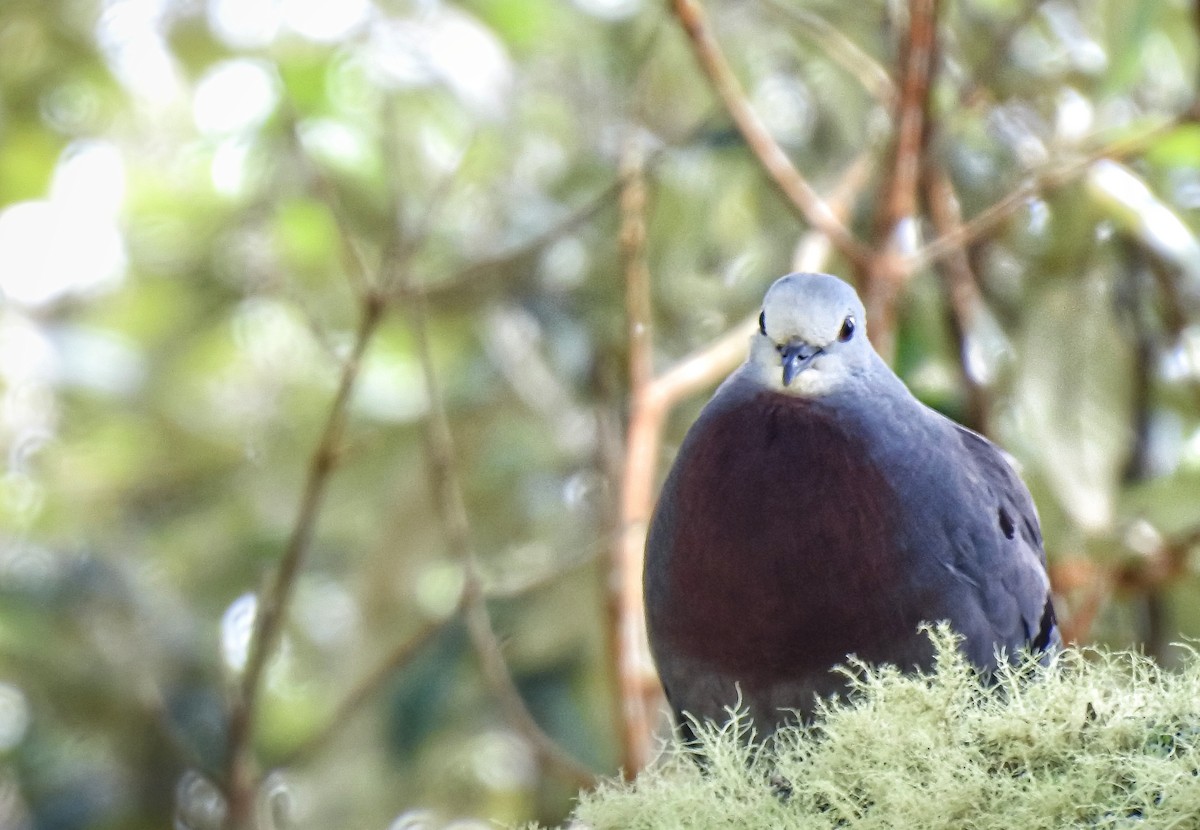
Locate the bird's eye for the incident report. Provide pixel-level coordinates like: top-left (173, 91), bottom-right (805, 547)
top-left (838, 316), bottom-right (855, 342)
top-left (758, 310), bottom-right (767, 336)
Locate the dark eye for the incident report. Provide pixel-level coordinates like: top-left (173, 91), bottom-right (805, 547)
top-left (758, 310), bottom-right (767, 336)
top-left (838, 316), bottom-right (855, 342)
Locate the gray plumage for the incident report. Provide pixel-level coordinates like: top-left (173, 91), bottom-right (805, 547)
top-left (644, 272), bottom-right (1059, 737)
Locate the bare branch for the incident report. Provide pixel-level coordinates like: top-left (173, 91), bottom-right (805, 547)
top-left (622, 135), bottom-right (655, 394)
top-left (281, 109), bottom-right (373, 297)
top-left (923, 164), bottom-right (991, 433)
top-left (414, 180), bottom-right (622, 304)
top-left (669, 0), bottom-right (872, 269)
top-left (282, 545), bottom-right (599, 766)
top-left (912, 114), bottom-right (1194, 271)
top-left (281, 614), bottom-right (454, 767)
top-left (760, 0), bottom-right (894, 105)
top-left (863, 0), bottom-right (941, 360)
top-left (225, 292), bottom-right (386, 829)
top-left (404, 290), bottom-right (598, 790)
top-left (875, 0), bottom-right (939, 235)
top-left (609, 128), bottom-right (664, 774)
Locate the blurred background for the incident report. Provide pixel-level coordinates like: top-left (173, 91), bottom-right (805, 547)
top-left (4, 0), bottom-right (1200, 827)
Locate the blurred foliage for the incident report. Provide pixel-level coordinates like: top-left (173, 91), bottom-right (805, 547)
top-left (2, 0), bottom-right (1200, 828)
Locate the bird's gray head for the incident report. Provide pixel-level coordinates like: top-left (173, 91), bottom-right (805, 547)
top-left (749, 272), bottom-right (873, 396)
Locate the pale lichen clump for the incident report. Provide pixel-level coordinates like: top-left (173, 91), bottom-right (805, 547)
top-left (550, 627), bottom-right (1200, 829)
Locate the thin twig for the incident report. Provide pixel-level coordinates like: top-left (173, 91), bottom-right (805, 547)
top-left (404, 290), bottom-right (597, 790)
top-left (792, 150), bottom-right (876, 273)
top-left (622, 138), bottom-right (654, 394)
top-left (863, 0), bottom-right (940, 360)
top-left (414, 180), bottom-right (623, 304)
top-left (760, 0), bottom-right (894, 105)
top-left (669, 0), bottom-right (872, 269)
top-left (281, 614), bottom-right (454, 766)
top-left (282, 545), bottom-right (599, 766)
top-left (875, 0), bottom-right (939, 237)
top-left (225, 291), bottom-right (386, 829)
top-left (912, 113), bottom-right (1196, 272)
top-left (281, 109), bottom-right (373, 296)
top-left (923, 163), bottom-right (991, 433)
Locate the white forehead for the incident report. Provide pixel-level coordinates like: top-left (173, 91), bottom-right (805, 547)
top-left (762, 272), bottom-right (864, 343)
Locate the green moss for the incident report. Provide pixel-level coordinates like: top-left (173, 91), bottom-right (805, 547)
top-left (548, 627), bottom-right (1200, 829)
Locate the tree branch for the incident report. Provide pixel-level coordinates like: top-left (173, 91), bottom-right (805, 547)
top-left (225, 290), bottom-right (386, 829)
top-left (923, 163), bottom-right (991, 433)
top-left (281, 545), bottom-right (598, 766)
top-left (281, 614), bottom-right (454, 767)
top-left (760, 0), bottom-right (894, 105)
top-left (609, 131), bottom-right (661, 775)
top-left (410, 180), bottom-right (622, 305)
top-left (281, 109), bottom-right (373, 297)
top-left (863, 0), bottom-right (941, 360)
top-left (912, 113), bottom-right (1196, 272)
top-left (404, 290), bottom-right (597, 790)
top-left (669, 0), bottom-right (872, 270)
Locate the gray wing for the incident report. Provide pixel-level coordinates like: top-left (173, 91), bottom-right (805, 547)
top-left (938, 421), bottom-right (1060, 663)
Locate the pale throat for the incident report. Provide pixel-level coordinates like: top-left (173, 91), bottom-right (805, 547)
top-left (747, 337), bottom-right (844, 397)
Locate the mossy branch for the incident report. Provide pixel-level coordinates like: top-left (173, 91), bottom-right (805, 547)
top-left (545, 626), bottom-right (1200, 830)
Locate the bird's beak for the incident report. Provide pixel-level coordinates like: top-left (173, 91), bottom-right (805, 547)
top-left (781, 341), bottom-right (822, 387)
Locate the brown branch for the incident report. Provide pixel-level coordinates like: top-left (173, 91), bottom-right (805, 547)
top-left (669, 0), bottom-right (872, 270)
top-left (912, 113), bottom-right (1195, 272)
top-left (413, 180), bottom-right (622, 305)
top-left (225, 291), bottom-right (386, 829)
top-left (923, 164), bottom-right (991, 433)
top-left (622, 137), bottom-right (654, 394)
top-left (863, 0), bottom-right (941, 361)
top-left (404, 290), bottom-right (597, 790)
top-left (1050, 524), bottom-right (1200, 643)
top-left (281, 109), bottom-right (373, 296)
top-left (877, 0), bottom-right (939, 235)
top-left (281, 614), bottom-right (454, 767)
top-left (760, 0), bottom-right (894, 105)
top-left (610, 130), bottom-right (662, 775)
top-left (282, 545), bottom-right (598, 766)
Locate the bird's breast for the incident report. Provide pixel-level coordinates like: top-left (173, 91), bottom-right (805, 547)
top-left (657, 392), bottom-right (923, 685)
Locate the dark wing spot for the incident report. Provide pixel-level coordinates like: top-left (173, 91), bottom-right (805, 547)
top-left (998, 507), bottom-right (1015, 539)
top-left (1032, 599), bottom-right (1058, 653)
top-left (759, 310), bottom-right (767, 335)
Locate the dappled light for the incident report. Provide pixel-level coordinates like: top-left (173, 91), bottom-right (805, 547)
top-left (4, 0), bottom-right (1200, 828)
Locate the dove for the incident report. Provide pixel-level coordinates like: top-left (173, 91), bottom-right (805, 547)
top-left (644, 272), bottom-right (1059, 737)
